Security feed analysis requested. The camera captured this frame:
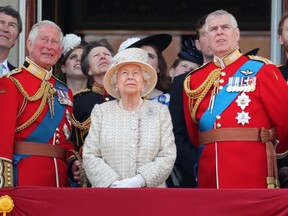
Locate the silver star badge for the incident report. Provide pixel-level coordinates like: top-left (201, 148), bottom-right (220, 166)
top-left (235, 92), bottom-right (251, 110)
top-left (235, 111), bottom-right (251, 126)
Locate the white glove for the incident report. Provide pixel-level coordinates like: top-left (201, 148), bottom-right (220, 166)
top-left (111, 174), bottom-right (146, 188)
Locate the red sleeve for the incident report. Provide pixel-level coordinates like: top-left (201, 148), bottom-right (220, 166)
top-left (0, 77), bottom-right (19, 159)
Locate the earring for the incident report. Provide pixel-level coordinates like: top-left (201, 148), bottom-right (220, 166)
top-left (115, 86), bottom-right (118, 91)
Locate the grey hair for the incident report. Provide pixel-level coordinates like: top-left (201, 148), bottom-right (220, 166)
top-left (205, 9), bottom-right (238, 32)
top-left (111, 68), bottom-right (151, 94)
top-left (28, 20), bottom-right (63, 47)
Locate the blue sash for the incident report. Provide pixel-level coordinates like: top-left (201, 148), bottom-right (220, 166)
top-left (13, 81), bottom-right (68, 185)
top-left (194, 59), bottom-right (264, 185)
top-left (199, 60), bottom-right (264, 132)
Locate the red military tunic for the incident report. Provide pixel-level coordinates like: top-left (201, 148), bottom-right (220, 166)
top-left (0, 57), bottom-right (76, 187)
top-left (183, 49), bottom-right (288, 188)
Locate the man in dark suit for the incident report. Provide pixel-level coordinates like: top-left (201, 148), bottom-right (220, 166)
top-left (278, 11), bottom-right (288, 83)
top-left (169, 15), bottom-right (213, 187)
top-left (0, 5), bottom-right (22, 74)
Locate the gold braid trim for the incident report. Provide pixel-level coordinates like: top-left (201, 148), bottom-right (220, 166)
top-left (71, 114), bottom-right (91, 131)
top-left (10, 76), bottom-right (48, 101)
top-left (184, 69), bottom-right (221, 123)
top-left (15, 83), bottom-right (50, 132)
top-left (92, 85), bottom-right (104, 95)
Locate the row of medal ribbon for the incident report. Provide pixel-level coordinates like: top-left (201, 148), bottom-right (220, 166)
top-left (226, 76), bottom-right (256, 92)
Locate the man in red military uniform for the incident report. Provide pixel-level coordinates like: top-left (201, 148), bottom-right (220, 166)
top-left (183, 10), bottom-right (288, 188)
top-left (0, 20), bottom-right (80, 187)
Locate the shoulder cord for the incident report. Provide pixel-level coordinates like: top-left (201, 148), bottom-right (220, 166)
top-left (184, 69), bottom-right (221, 123)
top-left (71, 114), bottom-right (91, 132)
top-left (9, 77), bottom-right (53, 132)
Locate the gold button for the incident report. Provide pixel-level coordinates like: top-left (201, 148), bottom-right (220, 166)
top-left (219, 79), bottom-right (224, 84)
top-left (56, 128), bottom-right (60, 132)
top-left (56, 133), bottom-right (60, 138)
top-left (216, 115), bottom-right (221, 120)
top-left (219, 86), bottom-right (223, 90)
top-left (221, 72), bottom-right (226, 76)
top-left (55, 140), bottom-right (60, 144)
top-left (216, 123), bottom-right (222, 128)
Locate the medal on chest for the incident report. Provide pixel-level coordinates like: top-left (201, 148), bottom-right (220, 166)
top-left (235, 92), bottom-right (251, 125)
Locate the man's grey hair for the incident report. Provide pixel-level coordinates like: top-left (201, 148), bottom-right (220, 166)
top-left (205, 9), bottom-right (238, 32)
top-left (28, 20), bottom-right (63, 47)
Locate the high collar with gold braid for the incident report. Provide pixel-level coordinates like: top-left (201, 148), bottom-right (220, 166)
top-left (213, 47), bottom-right (242, 68)
top-left (184, 48), bottom-right (242, 124)
top-left (9, 57), bottom-right (57, 132)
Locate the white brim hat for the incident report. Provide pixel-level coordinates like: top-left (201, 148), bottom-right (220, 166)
top-left (104, 48), bottom-right (157, 99)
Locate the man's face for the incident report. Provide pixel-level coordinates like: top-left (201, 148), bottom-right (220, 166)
top-left (279, 18), bottom-right (288, 52)
top-left (0, 12), bottom-right (19, 50)
top-left (206, 14), bottom-right (240, 58)
top-left (27, 24), bottom-right (63, 70)
top-left (195, 25), bottom-right (213, 62)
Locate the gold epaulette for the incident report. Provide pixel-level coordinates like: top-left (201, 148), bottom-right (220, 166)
top-left (74, 88), bottom-right (91, 96)
top-left (248, 55), bottom-right (274, 65)
top-left (3, 68), bottom-right (22, 78)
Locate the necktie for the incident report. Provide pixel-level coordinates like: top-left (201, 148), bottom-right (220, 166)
top-left (0, 64), bottom-right (3, 75)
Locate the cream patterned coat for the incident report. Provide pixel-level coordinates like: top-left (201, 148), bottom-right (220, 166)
top-left (83, 100), bottom-right (176, 187)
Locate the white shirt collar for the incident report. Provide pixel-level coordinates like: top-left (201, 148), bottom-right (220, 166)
top-left (0, 59), bottom-right (10, 74)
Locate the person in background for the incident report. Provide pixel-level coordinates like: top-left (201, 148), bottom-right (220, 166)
top-left (194, 14), bottom-right (214, 64)
top-left (183, 10), bottom-right (288, 188)
top-left (70, 40), bottom-right (115, 158)
top-left (0, 5), bottom-right (22, 74)
top-left (118, 34), bottom-right (172, 105)
top-left (168, 14), bottom-right (212, 188)
top-left (169, 38), bottom-right (203, 81)
top-left (277, 11), bottom-right (288, 187)
top-left (278, 11), bottom-right (288, 83)
top-left (0, 20), bottom-right (80, 187)
top-left (57, 33), bottom-right (87, 94)
top-left (83, 47), bottom-right (176, 188)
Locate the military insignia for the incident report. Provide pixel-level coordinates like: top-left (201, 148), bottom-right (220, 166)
top-left (63, 123), bottom-right (71, 140)
top-left (65, 110), bottom-right (72, 126)
top-left (236, 92), bottom-right (251, 110)
top-left (240, 69), bottom-right (254, 76)
top-left (147, 107), bottom-right (156, 116)
top-left (248, 55), bottom-right (274, 65)
top-left (57, 89), bottom-right (73, 106)
top-left (235, 111), bottom-right (251, 126)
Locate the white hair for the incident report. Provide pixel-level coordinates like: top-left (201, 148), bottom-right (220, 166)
top-left (205, 10), bottom-right (238, 32)
top-left (111, 66), bottom-right (151, 94)
top-left (28, 20), bottom-right (63, 47)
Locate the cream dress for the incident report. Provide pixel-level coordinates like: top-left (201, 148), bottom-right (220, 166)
top-left (83, 99), bottom-right (176, 187)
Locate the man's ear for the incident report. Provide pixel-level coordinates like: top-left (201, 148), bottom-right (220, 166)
top-left (279, 35), bottom-right (284, 45)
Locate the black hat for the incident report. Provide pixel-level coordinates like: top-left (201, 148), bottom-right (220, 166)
top-left (127, 34), bottom-right (172, 53)
top-left (178, 38), bottom-right (203, 65)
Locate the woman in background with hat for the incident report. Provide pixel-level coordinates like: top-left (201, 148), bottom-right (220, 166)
top-left (118, 34), bottom-right (172, 105)
top-left (83, 47), bottom-right (176, 188)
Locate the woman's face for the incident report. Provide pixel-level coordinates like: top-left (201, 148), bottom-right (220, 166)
top-left (61, 48), bottom-right (85, 79)
top-left (88, 46), bottom-right (112, 78)
top-left (140, 45), bottom-right (159, 73)
top-left (116, 64), bottom-right (145, 98)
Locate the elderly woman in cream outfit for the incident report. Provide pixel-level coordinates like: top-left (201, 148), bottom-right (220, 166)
top-left (83, 48), bottom-right (176, 188)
